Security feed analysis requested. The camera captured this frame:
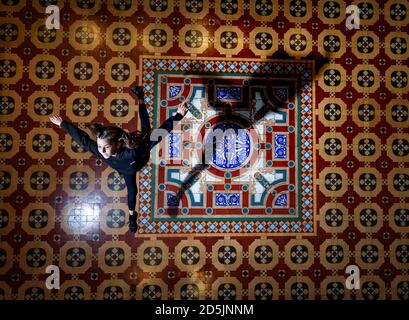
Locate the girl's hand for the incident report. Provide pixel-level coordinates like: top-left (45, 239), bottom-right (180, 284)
top-left (49, 115), bottom-right (63, 127)
top-left (177, 102), bottom-right (188, 116)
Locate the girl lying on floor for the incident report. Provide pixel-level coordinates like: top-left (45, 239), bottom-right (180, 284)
top-left (50, 86), bottom-right (188, 233)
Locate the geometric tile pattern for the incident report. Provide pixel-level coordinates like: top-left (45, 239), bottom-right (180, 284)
top-left (138, 56), bottom-right (316, 235)
top-left (0, 0), bottom-right (408, 300)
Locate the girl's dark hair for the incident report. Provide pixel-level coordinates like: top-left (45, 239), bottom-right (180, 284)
top-left (87, 123), bottom-right (149, 150)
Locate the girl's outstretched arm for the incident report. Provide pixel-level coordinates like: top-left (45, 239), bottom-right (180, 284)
top-left (131, 86), bottom-right (151, 133)
top-left (138, 101), bottom-right (151, 134)
top-left (146, 102), bottom-right (188, 150)
top-left (50, 115), bottom-right (100, 157)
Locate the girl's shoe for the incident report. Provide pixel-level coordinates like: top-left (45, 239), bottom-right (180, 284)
top-left (128, 212), bottom-right (138, 233)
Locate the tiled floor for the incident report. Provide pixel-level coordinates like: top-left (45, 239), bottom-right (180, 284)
top-left (0, 0), bottom-right (408, 300)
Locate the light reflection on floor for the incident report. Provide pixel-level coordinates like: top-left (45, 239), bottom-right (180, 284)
top-left (64, 202), bottom-right (101, 234)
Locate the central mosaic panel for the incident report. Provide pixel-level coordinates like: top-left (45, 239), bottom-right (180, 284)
top-left (137, 57), bottom-right (316, 235)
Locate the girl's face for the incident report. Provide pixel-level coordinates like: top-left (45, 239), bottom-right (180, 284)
top-left (97, 138), bottom-right (118, 159)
